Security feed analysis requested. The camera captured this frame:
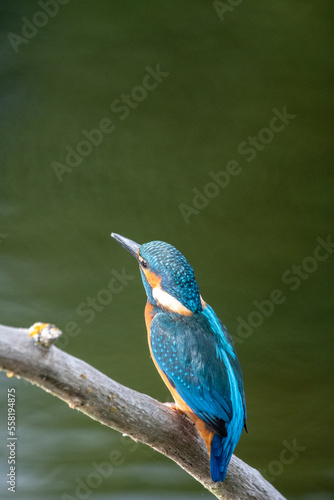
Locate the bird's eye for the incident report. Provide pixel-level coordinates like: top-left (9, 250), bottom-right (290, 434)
top-left (140, 258), bottom-right (148, 269)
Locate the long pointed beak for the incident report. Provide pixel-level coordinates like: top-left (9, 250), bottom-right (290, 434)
top-left (111, 233), bottom-right (140, 259)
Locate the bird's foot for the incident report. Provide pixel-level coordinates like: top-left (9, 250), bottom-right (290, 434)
top-left (163, 402), bottom-right (186, 418)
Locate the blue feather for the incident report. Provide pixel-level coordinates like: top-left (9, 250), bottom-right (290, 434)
top-left (150, 306), bottom-right (246, 481)
top-left (112, 235), bottom-right (247, 482)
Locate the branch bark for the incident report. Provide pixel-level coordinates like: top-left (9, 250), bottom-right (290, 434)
top-left (0, 324), bottom-right (286, 500)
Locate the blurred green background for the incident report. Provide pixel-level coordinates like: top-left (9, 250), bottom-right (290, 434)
top-left (0, 1), bottom-right (333, 499)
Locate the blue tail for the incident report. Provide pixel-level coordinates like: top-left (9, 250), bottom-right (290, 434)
top-left (210, 434), bottom-right (232, 482)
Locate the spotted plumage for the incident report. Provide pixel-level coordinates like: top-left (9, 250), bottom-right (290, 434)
top-left (111, 233), bottom-right (247, 482)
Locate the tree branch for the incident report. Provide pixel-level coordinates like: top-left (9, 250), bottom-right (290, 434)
top-left (0, 324), bottom-right (286, 500)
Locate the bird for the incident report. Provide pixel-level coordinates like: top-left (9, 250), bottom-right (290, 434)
top-left (111, 233), bottom-right (247, 482)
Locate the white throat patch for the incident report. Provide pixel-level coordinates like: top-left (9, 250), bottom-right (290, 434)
top-left (152, 286), bottom-right (193, 316)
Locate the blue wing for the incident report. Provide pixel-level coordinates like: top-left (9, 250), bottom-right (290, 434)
top-left (203, 304), bottom-right (247, 428)
top-left (150, 307), bottom-right (246, 437)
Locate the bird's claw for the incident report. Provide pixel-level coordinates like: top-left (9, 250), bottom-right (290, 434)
top-left (163, 402), bottom-right (186, 418)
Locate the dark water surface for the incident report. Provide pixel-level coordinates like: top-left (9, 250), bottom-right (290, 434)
top-left (1, 1), bottom-right (333, 499)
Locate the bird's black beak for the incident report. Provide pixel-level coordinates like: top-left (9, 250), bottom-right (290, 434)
top-left (111, 233), bottom-right (141, 259)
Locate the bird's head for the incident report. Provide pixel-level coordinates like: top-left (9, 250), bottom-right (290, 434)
top-left (111, 233), bottom-right (202, 315)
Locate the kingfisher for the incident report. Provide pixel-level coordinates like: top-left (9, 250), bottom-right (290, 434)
top-left (111, 233), bottom-right (247, 482)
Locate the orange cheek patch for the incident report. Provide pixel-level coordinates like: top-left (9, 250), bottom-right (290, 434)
top-left (143, 268), bottom-right (161, 288)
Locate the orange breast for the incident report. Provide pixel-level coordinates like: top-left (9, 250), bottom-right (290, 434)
top-left (144, 301), bottom-right (214, 454)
